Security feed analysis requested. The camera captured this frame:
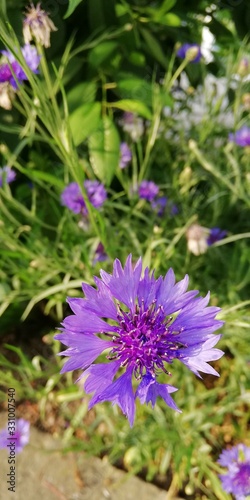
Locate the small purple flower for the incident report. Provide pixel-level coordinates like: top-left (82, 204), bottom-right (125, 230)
top-left (61, 180), bottom-right (107, 215)
top-left (218, 444), bottom-right (250, 499)
top-left (55, 254), bottom-right (224, 426)
top-left (93, 243), bottom-right (108, 264)
top-left (0, 44), bottom-right (40, 88)
top-left (177, 43), bottom-right (202, 63)
top-left (138, 180), bottom-right (159, 202)
top-left (151, 196), bottom-right (179, 217)
top-left (0, 166), bottom-right (16, 187)
top-left (229, 126), bottom-right (250, 147)
top-left (0, 418), bottom-right (30, 454)
top-left (151, 196), bottom-right (168, 216)
top-left (119, 142), bottom-right (132, 169)
top-left (207, 227), bottom-right (227, 246)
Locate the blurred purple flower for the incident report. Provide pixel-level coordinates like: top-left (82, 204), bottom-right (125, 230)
top-left (207, 227), bottom-right (227, 246)
top-left (0, 166), bottom-right (16, 187)
top-left (55, 254), bottom-right (224, 426)
top-left (229, 126), bottom-right (250, 147)
top-left (177, 43), bottom-right (202, 63)
top-left (0, 44), bottom-right (40, 88)
top-left (151, 196), bottom-right (168, 216)
top-left (93, 242), bottom-right (108, 264)
top-left (61, 180), bottom-right (107, 215)
top-left (0, 418), bottom-right (30, 454)
top-left (151, 196), bottom-right (179, 217)
top-left (138, 180), bottom-right (159, 201)
top-left (218, 444), bottom-right (250, 499)
top-left (119, 142), bottom-right (132, 169)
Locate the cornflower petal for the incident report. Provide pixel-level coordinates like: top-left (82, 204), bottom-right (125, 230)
top-left (81, 278), bottom-right (118, 319)
top-left (61, 311), bottom-right (117, 334)
top-left (137, 268), bottom-right (162, 309)
top-left (82, 360), bottom-right (120, 395)
top-left (55, 334), bottom-right (113, 373)
top-left (90, 367), bottom-right (135, 427)
top-left (100, 255), bottom-right (142, 311)
top-left (218, 444), bottom-right (250, 499)
top-left (136, 373), bottom-right (181, 412)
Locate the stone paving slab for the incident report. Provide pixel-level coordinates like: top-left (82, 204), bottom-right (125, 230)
top-left (0, 413), bottom-right (173, 500)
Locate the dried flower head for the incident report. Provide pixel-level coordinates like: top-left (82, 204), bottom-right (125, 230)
top-left (186, 224), bottom-right (209, 255)
top-left (55, 255), bottom-right (224, 426)
top-left (119, 142), bottom-right (132, 169)
top-left (0, 82), bottom-right (16, 110)
top-left (23, 3), bottom-right (57, 48)
top-left (120, 112), bottom-right (144, 142)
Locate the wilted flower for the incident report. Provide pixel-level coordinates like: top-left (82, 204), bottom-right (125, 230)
top-left (0, 44), bottom-right (40, 88)
top-left (218, 444), bottom-right (250, 499)
top-left (55, 254), bottom-right (224, 426)
top-left (23, 3), bottom-right (57, 48)
top-left (61, 180), bottom-right (107, 215)
top-left (0, 82), bottom-right (16, 110)
top-left (207, 227), bottom-right (227, 246)
top-left (120, 112), bottom-right (144, 142)
top-left (0, 418), bottom-right (30, 454)
top-left (237, 58), bottom-right (249, 78)
top-left (186, 224), bottom-right (209, 255)
top-left (138, 180), bottom-right (159, 201)
top-left (229, 126), bottom-right (250, 147)
top-left (0, 166), bottom-right (16, 187)
top-left (177, 43), bottom-right (202, 63)
top-left (242, 93), bottom-right (250, 111)
top-left (119, 142), bottom-right (132, 169)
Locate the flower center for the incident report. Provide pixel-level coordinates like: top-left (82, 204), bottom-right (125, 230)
top-left (233, 463), bottom-right (250, 494)
top-left (107, 301), bottom-right (186, 379)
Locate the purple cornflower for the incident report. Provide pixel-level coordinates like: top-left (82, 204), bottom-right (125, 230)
top-left (0, 418), bottom-right (30, 454)
top-left (138, 180), bottom-right (159, 202)
top-left (0, 166), bottom-right (16, 187)
top-left (61, 180), bottom-right (107, 215)
top-left (229, 126), bottom-right (250, 147)
top-left (55, 255), bottom-right (224, 426)
top-left (119, 142), bottom-right (132, 169)
top-left (177, 43), bottom-right (202, 63)
top-left (207, 227), bottom-right (227, 246)
top-left (0, 44), bottom-right (40, 89)
top-left (23, 3), bottom-right (57, 48)
top-left (218, 444), bottom-right (250, 499)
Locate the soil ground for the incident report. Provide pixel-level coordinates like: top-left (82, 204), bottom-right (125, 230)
top-left (0, 413), bottom-right (182, 500)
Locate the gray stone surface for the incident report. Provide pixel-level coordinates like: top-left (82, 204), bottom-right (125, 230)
top-left (0, 413), bottom-right (170, 500)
